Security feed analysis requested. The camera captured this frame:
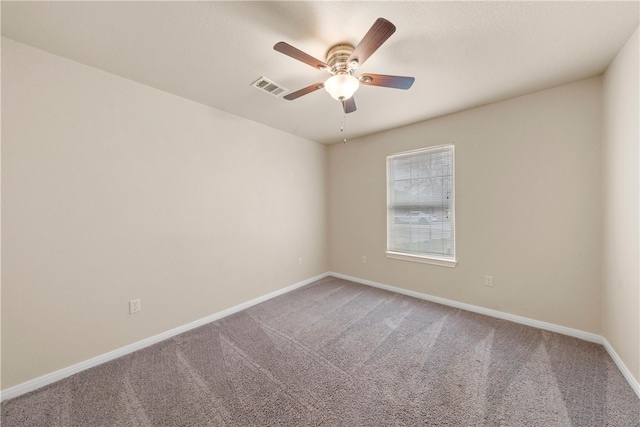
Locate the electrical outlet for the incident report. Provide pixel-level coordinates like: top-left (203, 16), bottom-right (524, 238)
top-left (129, 299), bottom-right (142, 314)
top-left (298, 257), bottom-right (303, 266)
top-left (362, 256), bottom-right (367, 264)
top-left (485, 275), bottom-right (494, 287)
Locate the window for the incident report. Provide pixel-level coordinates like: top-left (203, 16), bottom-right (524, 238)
top-left (387, 144), bottom-right (456, 267)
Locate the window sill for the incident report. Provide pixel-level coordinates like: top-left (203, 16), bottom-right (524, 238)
top-left (386, 251), bottom-right (457, 268)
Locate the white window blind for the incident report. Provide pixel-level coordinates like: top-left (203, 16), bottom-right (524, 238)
top-left (387, 144), bottom-right (456, 266)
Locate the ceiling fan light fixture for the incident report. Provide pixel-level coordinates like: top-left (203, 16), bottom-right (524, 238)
top-left (324, 73), bottom-right (359, 101)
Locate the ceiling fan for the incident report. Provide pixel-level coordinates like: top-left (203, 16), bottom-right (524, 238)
top-left (274, 18), bottom-right (415, 114)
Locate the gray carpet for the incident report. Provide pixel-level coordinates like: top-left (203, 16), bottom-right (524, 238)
top-left (2, 276), bottom-right (639, 426)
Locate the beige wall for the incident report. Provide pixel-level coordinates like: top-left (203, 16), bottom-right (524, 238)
top-left (602, 27), bottom-right (640, 382)
top-left (1, 38), bottom-right (328, 389)
top-left (329, 77), bottom-right (603, 334)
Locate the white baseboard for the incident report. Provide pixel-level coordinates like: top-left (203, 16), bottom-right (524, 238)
top-left (0, 272), bottom-right (330, 402)
top-left (602, 337), bottom-right (640, 399)
top-left (329, 271), bottom-right (640, 400)
top-left (329, 272), bottom-right (601, 343)
top-left (4, 271), bottom-right (639, 402)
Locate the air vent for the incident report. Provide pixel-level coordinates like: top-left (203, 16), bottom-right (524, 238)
top-left (251, 76), bottom-right (287, 97)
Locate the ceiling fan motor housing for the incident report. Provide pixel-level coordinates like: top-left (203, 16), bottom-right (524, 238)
top-left (326, 44), bottom-right (355, 75)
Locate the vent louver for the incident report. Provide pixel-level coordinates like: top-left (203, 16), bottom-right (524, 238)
top-left (251, 77), bottom-right (287, 97)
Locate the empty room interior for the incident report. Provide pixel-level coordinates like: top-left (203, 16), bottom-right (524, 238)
top-left (2, 1), bottom-right (639, 425)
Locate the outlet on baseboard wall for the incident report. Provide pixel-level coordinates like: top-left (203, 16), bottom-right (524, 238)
top-left (361, 256), bottom-right (367, 264)
top-left (485, 275), bottom-right (494, 287)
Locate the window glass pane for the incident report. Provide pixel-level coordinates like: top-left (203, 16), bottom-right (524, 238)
top-left (394, 158), bottom-right (411, 180)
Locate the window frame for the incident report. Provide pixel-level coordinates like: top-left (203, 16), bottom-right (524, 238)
top-left (385, 144), bottom-right (457, 268)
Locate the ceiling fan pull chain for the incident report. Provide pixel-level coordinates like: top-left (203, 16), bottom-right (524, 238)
top-left (341, 112), bottom-right (347, 144)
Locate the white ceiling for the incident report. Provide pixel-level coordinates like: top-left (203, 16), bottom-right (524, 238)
top-left (2, 1), bottom-right (638, 145)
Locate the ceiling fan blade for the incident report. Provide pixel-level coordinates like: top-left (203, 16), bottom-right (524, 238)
top-left (359, 74), bottom-right (415, 90)
top-left (274, 42), bottom-right (330, 71)
top-left (348, 18), bottom-right (396, 67)
top-left (342, 97), bottom-right (357, 114)
top-left (283, 82), bottom-right (325, 100)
